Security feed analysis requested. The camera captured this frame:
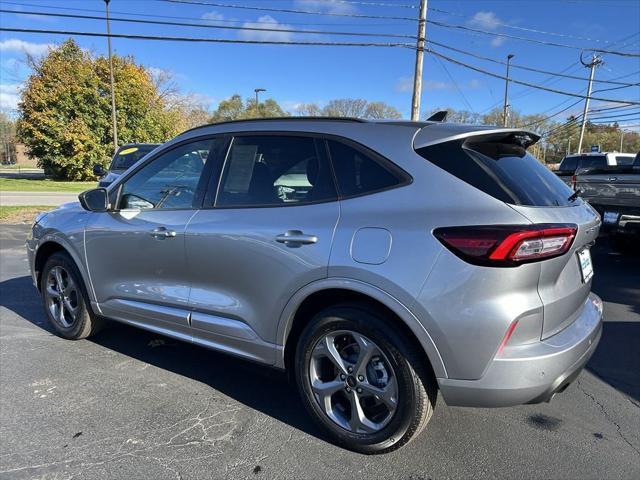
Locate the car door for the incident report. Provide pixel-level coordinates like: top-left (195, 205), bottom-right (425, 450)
top-left (185, 134), bottom-right (340, 364)
top-left (85, 137), bottom-right (223, 339)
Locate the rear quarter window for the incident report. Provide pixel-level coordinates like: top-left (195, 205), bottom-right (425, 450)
top-left (417, 139), bottom-right (576, 207)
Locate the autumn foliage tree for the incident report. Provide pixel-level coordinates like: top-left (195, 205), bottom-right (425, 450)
top-left (18, 39), bottom-right (183, 180)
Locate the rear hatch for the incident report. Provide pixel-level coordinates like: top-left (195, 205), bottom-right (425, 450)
top-left (415, 127), bottom-right (601, 339)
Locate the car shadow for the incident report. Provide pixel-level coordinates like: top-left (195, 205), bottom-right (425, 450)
top-left (588, 242), bottom-right (640, 402)
top-left (0, 275), bottom-right (324, 441)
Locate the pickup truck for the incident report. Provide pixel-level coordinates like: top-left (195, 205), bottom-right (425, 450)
top-left (575, 152), bottom-right (640, 251)
top-left (556, 152), bottom-right (636, 187)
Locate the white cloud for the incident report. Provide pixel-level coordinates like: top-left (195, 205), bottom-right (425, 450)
top-left (0, 83), bottom-right (21, 110)
top-left (490, 36), bottom-right (507, 47)
top-left (395, 76), bottom-right (413, 93)
top-left (0, 39), bottom-right (52, 56)
top-left (468, 11), bottom-right (502, 30)
top-left (201, 11), bottom-right (224, 22)
top-left (239, 15), bottom-right (293, 42)
top-left (294, 0), bottom-right (357, 15)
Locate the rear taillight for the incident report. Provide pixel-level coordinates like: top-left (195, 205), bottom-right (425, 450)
top-left (570, 174), bottom-right (576, 190)
top-left (433, 224), bottom-right (577, 267)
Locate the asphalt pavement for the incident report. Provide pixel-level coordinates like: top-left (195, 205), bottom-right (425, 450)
top-left (0, 224), bottom-right (638, 479)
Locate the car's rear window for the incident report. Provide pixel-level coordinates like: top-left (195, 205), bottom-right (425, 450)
top-left (111, 145), bottom-right (157, 170)
top-left (559, 154), bottom-right (608, 172)
top-left (417, 139), bottom-right (576, 207)
top-left (615, 155), bottom-right (634, 166)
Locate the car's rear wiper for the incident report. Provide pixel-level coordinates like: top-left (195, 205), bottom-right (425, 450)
top-left (567, 189), bottom-right (582, 202)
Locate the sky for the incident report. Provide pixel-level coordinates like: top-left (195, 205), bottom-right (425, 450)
top-left (1, 0), bottom-right (639, 122)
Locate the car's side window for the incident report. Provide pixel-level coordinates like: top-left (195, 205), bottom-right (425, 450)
top-left (118, 139), bottom-right (215, 210)
top-left (215, 135), bottom-right (337, 207)
top-left (327, 139), bottom-right (407, 198)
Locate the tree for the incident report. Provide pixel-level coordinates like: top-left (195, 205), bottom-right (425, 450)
top-left (209, 94), bottom-right (288, 122)
top-left (0, 112), bottom-right (17, 164)
top-left (364, 102), bottom-right (402, 120)
top-left (17, 39), bottom-right (183, 180)
top-left (296, 99), bottom-right (401, 119)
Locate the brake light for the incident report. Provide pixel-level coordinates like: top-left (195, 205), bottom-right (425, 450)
top-left (434, 224), bottom-right (577, 267)
top-left (570, 174), bottom-right (576, 190)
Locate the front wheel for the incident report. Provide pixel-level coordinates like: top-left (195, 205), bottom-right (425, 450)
top-left (295, 304), bottom-right (436, 454)
top-left (40, 252), bottom-right (103, 339)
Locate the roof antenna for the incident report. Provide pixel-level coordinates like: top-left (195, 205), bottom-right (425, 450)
top-left (426, 110), bottom-right (448, 122)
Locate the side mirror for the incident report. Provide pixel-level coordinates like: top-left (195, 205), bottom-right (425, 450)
top-left (93, 164), bottom-right (107, 177)
top-left (79, 188), bottom-right (108, 212)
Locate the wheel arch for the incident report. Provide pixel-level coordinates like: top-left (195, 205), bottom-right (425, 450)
top-left (34, 236), bottom-right (95, 303)
top-left (277, 279), bottom-right (447, 378)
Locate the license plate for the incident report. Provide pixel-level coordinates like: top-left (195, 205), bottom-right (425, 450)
top-left (603, 211), bottom-right (619, 224)
top-left (578, 248), bottom-right (594, 283)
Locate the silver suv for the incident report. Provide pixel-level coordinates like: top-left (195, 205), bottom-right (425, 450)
top-left (27, 119), bottom-right (603, 454)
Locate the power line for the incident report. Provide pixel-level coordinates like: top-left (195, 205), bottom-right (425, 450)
top-left (427, 49), bottom-right (640, 105)
top-left (0, 1), bottom-right (409, 27)
top-left (427, 19), bottom-right (640, 57)
top-left (426, 40), bottom-right (638, 86)
top-left (0, 26), bottom-right (415, 48)
top-left (158, 0), bottom-right (417, 21)
top-left (433, 55), bottom-right (474, 111)
top-left (520, 99), bottom-right (584, 128)
top-left (329, 0), bottom-right (417, 8)
top-left (428, 6), bottom-right (615, 45)
top-left (0, 8), bottom-right (416, 39)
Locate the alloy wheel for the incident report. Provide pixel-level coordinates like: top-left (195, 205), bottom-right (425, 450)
top-left (309, 330), bottom-right (398, 434)
top-left (45, 266), bottom-right (79, 328)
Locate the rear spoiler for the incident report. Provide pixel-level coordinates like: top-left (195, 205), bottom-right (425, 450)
top-left (414, 125), bottom-right (540, 150)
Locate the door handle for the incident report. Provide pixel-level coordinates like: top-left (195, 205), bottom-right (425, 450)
top-left (275, 230), bottom-right (318, 247)
top-left (150, 227), bottom-right (177, 239)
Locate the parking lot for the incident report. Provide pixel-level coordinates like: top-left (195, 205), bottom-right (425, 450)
top-left (0, 224), bottom-right (638, 479)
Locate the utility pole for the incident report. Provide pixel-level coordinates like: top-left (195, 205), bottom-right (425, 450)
top-left (620, 130), bottom-right (625, 151)
top-left (410, 0), bottom-right (428, 121)
top-left (502, 53), bottom-right (514, 127)
top-left (254, 88), bottom-right (266, 116)
top-left (104, 0), bottom-right (118, 152)
top-left (567, 137), bottom-right (571, 155)
top-left (577, 53), bottom-right (603, 154)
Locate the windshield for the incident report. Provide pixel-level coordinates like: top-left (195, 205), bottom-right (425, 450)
top-left (110, 145), bottom-right (157, 171)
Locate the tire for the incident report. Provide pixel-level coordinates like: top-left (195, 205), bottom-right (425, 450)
top-left (294, 303), bottom-right (436, 454)
top-left (40, 251), bottom-right (103, 340)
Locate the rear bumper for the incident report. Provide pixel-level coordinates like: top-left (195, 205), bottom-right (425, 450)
top-left (438, 292), bottom-right (603, 407)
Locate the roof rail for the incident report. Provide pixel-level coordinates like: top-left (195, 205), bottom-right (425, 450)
top-left (180, 116), bottom-right (369, 136)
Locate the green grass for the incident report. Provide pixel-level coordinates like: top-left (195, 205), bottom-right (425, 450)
top-left (0, 178), bottom-right (96, 192)
top-left (0, 206), bottom-right (52, 224)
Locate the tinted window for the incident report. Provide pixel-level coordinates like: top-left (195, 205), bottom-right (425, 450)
top-left (111, 145), bottom-right (157, 170)
top-left (328, 140), bottom-right (405, 197)
top-left (615, 155), bottom-right (634, 166)
top-left (559, 156), bottom-right (577, 172)
top-left (216, 135), bottom-right (337, 207)
top-left (417, 140), bottom-right (576, 207)
top-left (119, 139), bottom-right (214, 210)
top-left (578, 155), bottom-right (607, 169)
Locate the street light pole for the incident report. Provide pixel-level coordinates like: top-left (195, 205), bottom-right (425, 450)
top-left (410, 0), bottom-right (428, 121)
top-left (104, 0), bottom-right (118, 152)
top-left (254, 88), bottom-right (266, 116)
top-left (502, 53), bottom-right (514, 127)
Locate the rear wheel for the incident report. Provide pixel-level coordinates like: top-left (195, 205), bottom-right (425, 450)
top-left (295, 304), bottom-right (436, 454)
top-left (40, 252), bottom-right (103, 339)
